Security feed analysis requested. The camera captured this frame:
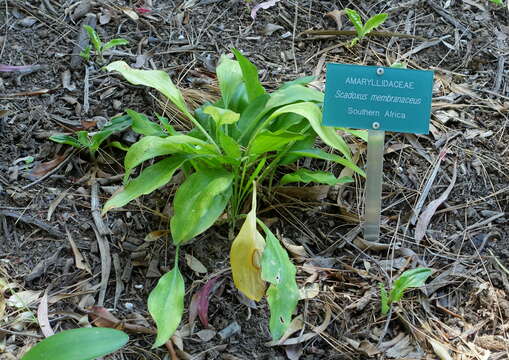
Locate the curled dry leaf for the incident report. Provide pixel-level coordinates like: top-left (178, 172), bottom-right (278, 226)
top-left (37, 288), bottom-right (54, 337)
top-left (251, 0), bottom-right (281, 20)
top-left (189, 277), bottom-right (219, 328)
top-left (66, 229), bottom-right (92, 274)
top-left (325, 9), bottom-right (346, 30)
top-left (414, 163), bottom-right (457, 244)
top-left (7, 290), bottom-right (41, 308)
top-left (428, 338), bottom-right (453, 360)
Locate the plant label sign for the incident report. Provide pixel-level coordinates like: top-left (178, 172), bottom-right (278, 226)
top-left (323, 63), bottom-right (434, 134)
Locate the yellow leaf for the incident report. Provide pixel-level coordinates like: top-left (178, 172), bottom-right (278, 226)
top-left (230, 184), bottom-right (266, 301)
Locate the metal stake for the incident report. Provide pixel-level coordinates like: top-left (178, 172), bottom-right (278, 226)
top-left (364, 129), bottom-right (385, 242)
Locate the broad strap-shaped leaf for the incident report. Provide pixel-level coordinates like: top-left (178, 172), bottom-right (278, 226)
top-left (249, 129), bottom-right (305, 155)
top-left (235, 93), bottom-right (270, 144)
top-left (148, 262), bottom-right (185, 348)
top-left (363, 13), bottom-right (388, 36)
top-left (216, 55), bottom-right (243, 109)
top-left (285, 148), bottom-right (365, 177)
top-left (390, 268), bottom-right (432, 303)
top-left (237, 85), bottom-right (322, 145)
top-left (103, 156), bottom-right (188, 214)
top-left (280, 169), bottom-right (353, 186)
top-left (344, 8), bottom-right (364, 36)
top-left (379, 283), bottom-right (390, 315)
top-left (203, 105), bottom-right (240, 126)
top-left (105, 61), bottom-right (188, 114)
top-left (231, 48), bottom-right (266, 102)
top-left (265, 102), bottom-right (352, 160)
top-left (230, 185), bottom-right (266, 301)
top-left (259, 221), bottom-right (299, 340)
top-left (219, 132), bottom-right (241, 162)
top-left (126, 109), bottom-right (166, 137)
top-left (102, 38), bottom-right (129, 52)
top-left (265, 84), bottom-right (324, 110)
top-left (171, 169), bottom-right (233, 244)
top-left (22, 328), bottom-right (128, 360)
top-left (124, 135), bottom-right (215, 179)
top-left (83, 25), bottom-right (101, 53)
top-left (49, 134), bottom-right (83, 149)
top-left (279, 75), bottom-right (316, 89)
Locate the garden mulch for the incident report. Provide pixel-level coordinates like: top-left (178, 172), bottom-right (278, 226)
top-left (0, 0), bottom-right (508, 359)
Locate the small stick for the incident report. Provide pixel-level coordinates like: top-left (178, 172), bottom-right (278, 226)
top-left (0, 210), bottom-right (63, 238)
top-left (300, 29), bottom-right (427, 41)
top-left (92, 224), bottom-right (111, 307)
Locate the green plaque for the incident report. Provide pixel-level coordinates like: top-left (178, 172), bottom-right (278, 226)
top-left (323, 63), bottom-right (434, 134)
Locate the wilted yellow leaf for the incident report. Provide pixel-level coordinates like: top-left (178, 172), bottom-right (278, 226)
top-left (230, 185), bottom-right (266, 301)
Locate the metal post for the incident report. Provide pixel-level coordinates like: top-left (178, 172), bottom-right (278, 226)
top-left (364, 129), bottom-right (385, 242)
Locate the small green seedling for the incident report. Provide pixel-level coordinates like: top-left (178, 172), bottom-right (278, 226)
top-left (21, 328), bottom-right (128, 360)
top-left (345, 8), bottom-right (388, 46)
top-left (81, 25), bottom-right (128, 63)
top-left (489, 0), bottom-right (504, 5)
top-left (380, 267), bottom-right (432, 315)
top-left (50, 114), bottom-right (131, 161)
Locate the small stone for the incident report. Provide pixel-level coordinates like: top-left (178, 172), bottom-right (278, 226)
top-left (113, 100), bottom-right (122, 110)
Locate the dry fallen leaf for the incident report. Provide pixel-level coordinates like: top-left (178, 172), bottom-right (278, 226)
top-left (298, 283), bottom-right (320, 300)
top-left (230, 185), bottom-right (266, 301)
top-left (67, 229), bottom-right (92, 274)
top-left (429, 338), bottom-right (453, 360)
top-left (325, 9), bottom-right (345, 30)
top-left (7, 290), bottom-right (41, 308)
top-left (185, 253), bottom-right (208, 274)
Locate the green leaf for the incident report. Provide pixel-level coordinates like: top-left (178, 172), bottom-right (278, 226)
top-left (123, 135), bottom-right (214, 179)
top-left (126, 109), bottom-right (166, 136)
top-left (280, 169), bottom-right (353, 186)
top-left (203, 105), bottom-right (240, 126)
top-left (83, 25), bottom-right (102, 53)
top-left (49, 134), bottom-right (83, 149)
top-left (106, 61), bottom-right (220, 151)
top-left (156, 113), bottom-right (178, 135)
top-left (249, 129), bottom-right (305, 155)
top-left (286, 148), bottom-right (365, 177)
top-left (102, 38), bottom-right (128, 52)
top-left (80, 46), bottom-right (91, 61)
top-left (171, 169), bottom-right (233, 244)
top-left (231, 48), bottom-right (266, 102)
top-left (345, 9), bottom-right (364, 36)
top-left (266, 84), bottom-right (324, 110)
top-left (103, 156), bottom-right (188, 214)
top-left (235, 93), bottom-right (270, 144)
top-left (105, 61), bottom-right (189, 114)
top-left (219, 132), bottom-right (241, 161)
top-left (216, 55), bottom-right (243, 109)
top-left (259, 221), bottom-right (299, 340)
top-left (279, 75), bottom-right (316, 90)
top-left (490, 0), bottom-right (503, 4)
top-left (379, 283), bottom-right (389, 315)
top-left (265, 102), bottom-right (352, 160)
top-left (362, 13), bottom-right (388, 36)
top-left (389, 268), bottom-right (432, 303)
top-left (108, 141), bottom-right (129, 151)
top-left (100, 114), bottom-right (133, 133)
top-left (148, 262), bottom-right (185, 348)
top-left (77, 131), bottom-right (91, 148)
top-left (21, 328), bottom-right (128, 360)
